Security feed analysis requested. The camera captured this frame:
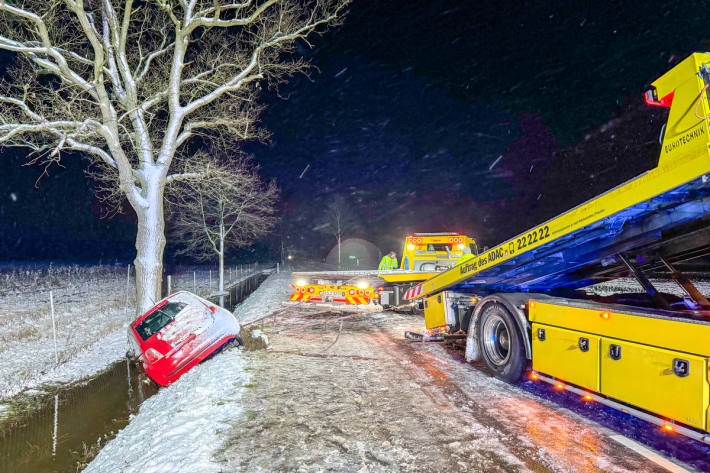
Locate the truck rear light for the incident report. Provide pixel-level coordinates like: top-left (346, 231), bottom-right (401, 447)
top-left (308, 287), bottom-right (315, 293)
top-left (358, 289), bottom-right (364, 296)
top-left (349, 289), bottom-right (355, 295)
top-left (144, 348), bottom-right (164, 364)
top-left (376, 286), bottom-right (384, 292)
top-left (365, 289), bottom-right (371, 296)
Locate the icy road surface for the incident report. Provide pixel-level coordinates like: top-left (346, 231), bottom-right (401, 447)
top-left (87, 272), bottom-right (704, 472)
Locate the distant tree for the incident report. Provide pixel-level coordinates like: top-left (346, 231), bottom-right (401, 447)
top-left (317, 194), bottom-right (358, 266)
top-left (168, 154), bottom-right (278, 305)
top-left (0, 0), bottom-right (349, 313)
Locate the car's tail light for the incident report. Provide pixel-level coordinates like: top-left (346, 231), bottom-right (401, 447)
top-left (144, 348), bottom-right (164, 364)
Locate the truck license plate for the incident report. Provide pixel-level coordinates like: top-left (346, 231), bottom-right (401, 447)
top-left (321, 291), bottom-right (343, 297)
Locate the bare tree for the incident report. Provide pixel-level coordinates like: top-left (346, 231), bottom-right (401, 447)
top-left (168, 154), bottom-right (278, 305)
top-left (317, 194), bottom-right (357, 266)
top-left (0, 0), bottom-right (348, 313)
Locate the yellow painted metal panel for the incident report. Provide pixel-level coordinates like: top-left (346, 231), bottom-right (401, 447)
top-left (424, 293), bottom-right (447, 329)
top-left (417, 52), bottom-right (710, 300)
top-left (532, 323), bottom-right (600, 391)
top-left (401, 234), bottom-right (477, 270)
top-left (379, 272), bottom-right (438, 283)
top-left (652, 53), bottom-right (710, 99)
top-left (658, 75), bottom-right (709, 169)
top-left (600, 338), bottom-right (709, 430)
top-left (529, 301), bottom-right (710, 357)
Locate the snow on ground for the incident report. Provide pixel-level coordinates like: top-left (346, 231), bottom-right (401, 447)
top-left (585, 277), bottom-right (710, 298)
top-left (84, 271), bottom-right (282, 473)
top-left (0, 264), bottom-right (255, 403)
top-left (0, 278), bottom-right (134, 401)
top-left (83, 269), bottom-right (707, 472)
top-left (84, 348), bottom-right (249, 473)
top-left (1, 328), bottom-right (127, 400)
top-left (232, 269), bottom-right (292, 325)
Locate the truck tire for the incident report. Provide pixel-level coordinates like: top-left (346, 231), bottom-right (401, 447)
top-left (478, 302), bottom-right (525, 382)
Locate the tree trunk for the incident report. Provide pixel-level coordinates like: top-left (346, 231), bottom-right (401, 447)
top-left (133, 174), bottom-right (167, 315)
top-left (218, 236), bottom-right (225, 308)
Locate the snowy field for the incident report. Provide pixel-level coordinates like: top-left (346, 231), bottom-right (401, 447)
top-left (0, 265), bottom-right (135, 401)
top-left (0, 263), bottom-right (260, 403)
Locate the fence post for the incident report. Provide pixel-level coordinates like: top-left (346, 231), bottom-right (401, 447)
top-left (209, 270), bottom-right (212, 289)
top-left (125, 264), bottom-right (130, 315)
top-left (52, 393), bottom-right (58, 457)
top-left (167, 275), bottom-right (172, 295)
top-left (277, 262), bottom-right (280, 273)
top-left (193, 271), bottom-right (196, 293)
top-left (50, 290), bottom-right (59, 365)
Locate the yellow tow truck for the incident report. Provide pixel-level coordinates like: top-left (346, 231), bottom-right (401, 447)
top-left (287, 233), bottom-right (477, 310)
top-left (405, 52), bottom-right (710, 443)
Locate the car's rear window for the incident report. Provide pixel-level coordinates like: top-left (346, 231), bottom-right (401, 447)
top-left (135, 301), bottom-right (187, 340)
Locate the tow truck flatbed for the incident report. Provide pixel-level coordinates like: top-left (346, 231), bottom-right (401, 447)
top-left (407, 53), bottom-right (710, 300)
top-left (292, 269), bottom-right (440, 284)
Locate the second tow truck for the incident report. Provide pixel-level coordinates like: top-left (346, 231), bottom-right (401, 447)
top-left (287, 233), bottom-right (478, 310)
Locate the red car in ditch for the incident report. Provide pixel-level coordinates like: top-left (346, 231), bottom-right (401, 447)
top-left (127, 291), bottom-right (241, 386)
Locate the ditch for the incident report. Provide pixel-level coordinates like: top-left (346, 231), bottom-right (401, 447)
top-left (0, 270), bottom-right (269, 473)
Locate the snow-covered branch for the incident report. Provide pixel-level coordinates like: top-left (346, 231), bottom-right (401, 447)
top-left (0, 0), bottom-right (349, 313)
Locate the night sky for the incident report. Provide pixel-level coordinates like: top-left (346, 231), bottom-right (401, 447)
top-left (1, 0), bottom-right (708, 263)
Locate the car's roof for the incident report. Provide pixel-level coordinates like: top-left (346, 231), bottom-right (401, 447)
top-left (131, 291), bottom-right (209, 326)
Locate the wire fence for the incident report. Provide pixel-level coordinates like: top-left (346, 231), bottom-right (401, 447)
top-left (0, 262), bottom-right (272, 400)
top-left (0, 262), bottom-right (276, 473)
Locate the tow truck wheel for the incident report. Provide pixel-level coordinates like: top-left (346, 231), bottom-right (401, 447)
top-left (478, 303), bottom-right (525, 382)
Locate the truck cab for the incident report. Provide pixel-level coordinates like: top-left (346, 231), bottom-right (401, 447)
top-left (401, 233), bottom-right (478, 271)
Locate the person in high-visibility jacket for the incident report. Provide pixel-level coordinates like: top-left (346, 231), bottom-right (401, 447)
top-left (456, 246), bottom-right (474, 265)
top-left (378, 251), bottom-right (398, 270)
